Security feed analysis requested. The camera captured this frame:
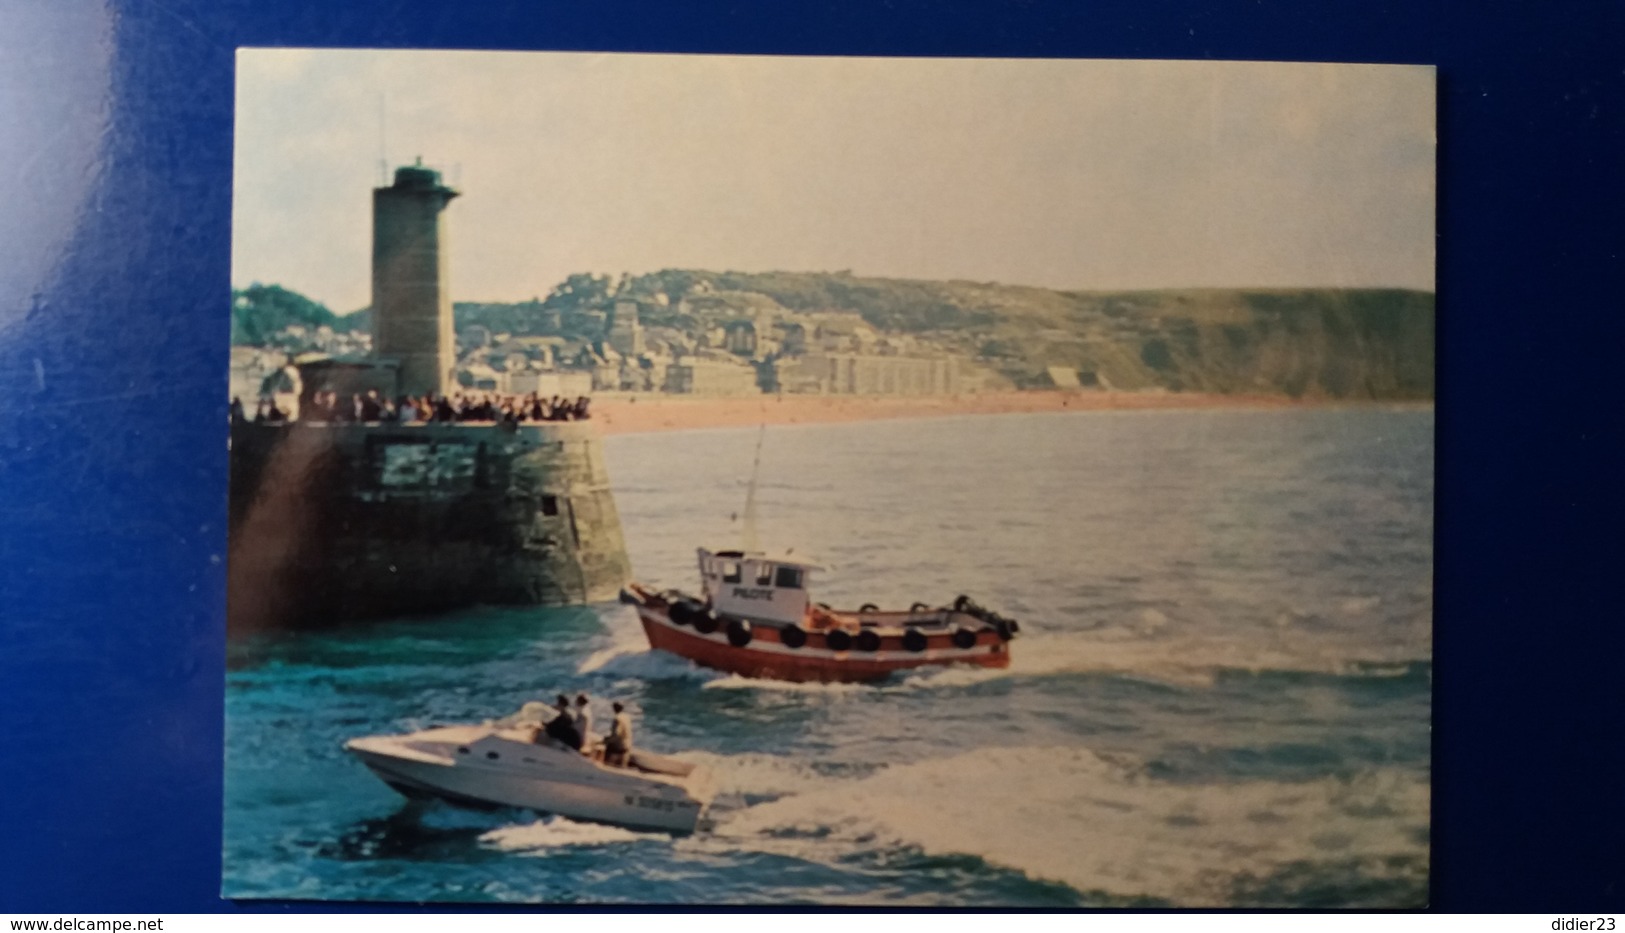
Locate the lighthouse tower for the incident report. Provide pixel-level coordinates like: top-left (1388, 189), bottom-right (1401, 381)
top-left (372, 160), bottom-right (459, 397)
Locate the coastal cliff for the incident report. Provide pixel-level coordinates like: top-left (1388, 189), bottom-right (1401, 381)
top-left (660, 274), bottom-right (1435, 399)
top-left (453, 272), bottom-right (1435, 399)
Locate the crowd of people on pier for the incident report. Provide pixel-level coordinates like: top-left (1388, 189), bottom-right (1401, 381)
top-left (232, 390), bottom-right (592, 426)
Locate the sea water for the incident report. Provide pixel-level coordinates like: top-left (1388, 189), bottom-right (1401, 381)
top-left (223, 407), bottom-right (1433, 907)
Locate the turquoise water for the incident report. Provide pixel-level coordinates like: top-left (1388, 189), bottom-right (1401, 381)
top-left (224, 407), bottom-right (1433, 907)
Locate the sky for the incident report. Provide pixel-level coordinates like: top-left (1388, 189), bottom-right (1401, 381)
top-left (233, 51), bottom-right (1435, 313)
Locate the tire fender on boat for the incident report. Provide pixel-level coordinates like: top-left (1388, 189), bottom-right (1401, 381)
top-left (780, 625), bottom-right (808, 649)
top-left (855, 630), bottom-right (881, 652)
top-left (952, 628), bottom-right (979, 650)
top-left (825, 629), bottom-right (853, 652)
top-left (693, 610), bottom-right (720, 635)
top-left (726, 619), bottom-right (753, 647)
top-left (903, 628), bottom-right (929, 652)
top-left (669, 600), bottom-right (699, 626)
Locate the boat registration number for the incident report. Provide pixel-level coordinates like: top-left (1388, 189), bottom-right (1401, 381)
top-left (625, 794), bottom-right (677, 812)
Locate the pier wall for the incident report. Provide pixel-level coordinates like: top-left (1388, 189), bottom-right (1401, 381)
top-left (228, 421), bottom-right (631, 631)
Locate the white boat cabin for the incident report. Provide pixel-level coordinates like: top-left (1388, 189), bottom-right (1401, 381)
top-left (697, 548), bottom-right (823, 627)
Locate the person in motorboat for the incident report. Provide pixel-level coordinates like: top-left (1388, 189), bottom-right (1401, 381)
top-left (543, 694), bottom-right (581, 749)
top-left (572, 693), bottom-right (594, 757)
top-left (605, 701), bottom-right (634, 768)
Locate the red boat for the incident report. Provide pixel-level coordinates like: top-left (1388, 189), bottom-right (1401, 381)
top-left (621, 548), bottom-right (1020, 684)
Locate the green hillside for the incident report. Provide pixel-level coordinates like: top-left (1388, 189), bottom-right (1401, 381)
top-left (626, 270), bottom-right (1435, 398)
top-left (230, 284), bottom-right (364, 345)
top-left (238, 271), bottom-right (1434, 399)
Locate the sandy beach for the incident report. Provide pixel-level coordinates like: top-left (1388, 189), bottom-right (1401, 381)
top-left (589, 391), bottom-right (1395, 436)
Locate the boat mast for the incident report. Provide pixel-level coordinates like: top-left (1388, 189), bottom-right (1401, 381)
top-left (738, 423), bottom-right (766, 552)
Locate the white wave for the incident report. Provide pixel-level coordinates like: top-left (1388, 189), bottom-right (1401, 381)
top-left (703, 664), bottom-right (1016, 694)
top-left (1013, 633), bottom-right (1248, 688)
top-left (581, 647), bottom-right (716, 682)
top-left (575, 607), bottom-right (656, 674)
top-left (889, 665), bottom-right (1010, 691)
top-left (700, 745), bottom-right (1429, 906)
top-left (702, 674), bottom-right (871, 695)
top-left (677, 750), bottom-right (835, 798)
top-left (896, 627), bottom-right (1428, 691)
top-left (895, 631), bottom-right (1230, 689)
top-left (576, 643), bottom-right (639, 675)
top-left (481, 815), bottom-right (665, 853)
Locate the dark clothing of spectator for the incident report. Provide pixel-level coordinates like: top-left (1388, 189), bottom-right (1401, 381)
top-left (544, 712), bottom-right (582, 750)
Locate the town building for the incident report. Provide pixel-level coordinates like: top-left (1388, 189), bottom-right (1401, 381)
top-left (664, 356), bottom-right (762, 395)
top-left (607, 299), bottom-right (645, 358)
top-left (508, 370), bottom-right (593, 397)
top-left (777, 353), bottom-right (959, 395)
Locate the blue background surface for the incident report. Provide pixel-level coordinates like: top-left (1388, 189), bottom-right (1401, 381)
top-left (0, 0), bottom-right (1620, 913)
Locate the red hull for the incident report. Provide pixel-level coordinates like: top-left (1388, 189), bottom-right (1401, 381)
top-left (634, 603), bottom-right (1012, 684)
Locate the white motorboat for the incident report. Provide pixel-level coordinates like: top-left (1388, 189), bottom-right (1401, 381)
top-left (344, 703), bottom-right (717, 834)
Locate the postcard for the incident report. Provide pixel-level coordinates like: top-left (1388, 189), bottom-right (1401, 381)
top-left (225, 50), bottom-right (1433, 906)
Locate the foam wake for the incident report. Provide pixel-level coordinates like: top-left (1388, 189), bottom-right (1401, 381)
top-left (702, 675), bottom-right (871, 695)
top-left (697, 745), bottom-right (1428, 906)
top-left (883, 627), bottom-right (1430, 692)
top-left (576, 607), bottom-right (718, 682)
top-left (575, 607), bottom-right (655, 674)
top-left (581, 648), bottom-right (716, 682)
top-left (482, 815), bottom-right (666, 853)
top-left (677, 750), bottom-right (845, 799)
